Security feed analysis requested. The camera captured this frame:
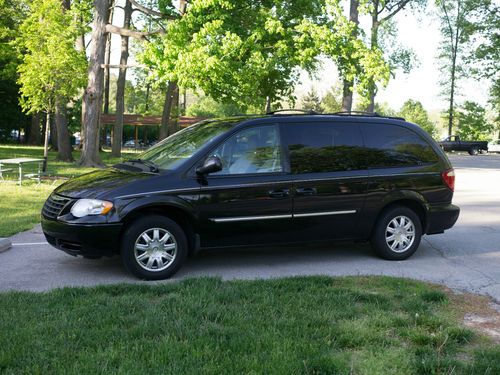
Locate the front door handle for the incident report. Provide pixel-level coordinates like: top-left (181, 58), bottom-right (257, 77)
top-left (268, 189), bottom-right (290, 198)
top-left (295, 187), bottom-right (317, 196)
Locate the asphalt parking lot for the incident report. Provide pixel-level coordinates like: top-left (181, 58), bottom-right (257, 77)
top-left (1, 153), bottom-right (500, 303)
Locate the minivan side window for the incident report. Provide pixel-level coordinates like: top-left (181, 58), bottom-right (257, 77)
top-left (361, 123), bottom-right (439, 168)
top-left (211, 124), bottom-right (283, 175)
top-left (285, 122), bottom-right (365, 174)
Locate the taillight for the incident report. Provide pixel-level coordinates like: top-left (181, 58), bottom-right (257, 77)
top-left (442, 169), bottom-right (455, 191)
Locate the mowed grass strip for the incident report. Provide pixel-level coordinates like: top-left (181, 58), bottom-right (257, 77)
top-left (0, 183), bottom-right (55, 236)
top-left (0, 276), bottom-right (498, 374)
top-left (0, 144), bottom-right (136, 236)
top-left (0, 144), bottom-right (135, 178)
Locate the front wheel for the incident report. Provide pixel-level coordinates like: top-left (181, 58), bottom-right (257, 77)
top-left (371, 206), bottom-right (422, 260)
top-left (121, 215), bottom-right (188, 280)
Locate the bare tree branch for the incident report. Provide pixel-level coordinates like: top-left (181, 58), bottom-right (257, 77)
top-left (128, 0), bottom-right (178, 20)
top-left (380, 0), bottom-right (412, 23)
top-left (105, 24), bottom-right (163, 39)
top-left (101, 63), bottom-right (146, 69)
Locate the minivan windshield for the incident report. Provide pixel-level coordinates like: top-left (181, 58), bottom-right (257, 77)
top-left (137, 119), bottom-right (239, 171)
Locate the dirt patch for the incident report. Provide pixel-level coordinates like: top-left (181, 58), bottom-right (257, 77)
top-left (444, 287), bottom-right (500, 343)
top-left (463, 313), bottom-right (500, 343)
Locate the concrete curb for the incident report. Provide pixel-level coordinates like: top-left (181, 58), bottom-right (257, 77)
top-left (0, 238), bottom-right (12, 253)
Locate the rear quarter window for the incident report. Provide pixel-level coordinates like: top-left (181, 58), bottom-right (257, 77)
top-left (361, 123), bottom-right (439, 168)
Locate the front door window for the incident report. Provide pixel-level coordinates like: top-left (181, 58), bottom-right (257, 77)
top-left (211, 125), bottom-right (282, 175)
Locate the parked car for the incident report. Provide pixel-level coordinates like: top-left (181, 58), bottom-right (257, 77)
top-left (438, 135), bottom-right (488, 155)
top-left (488, 140), bottom-right (500, 153)
top-left (41, 112), bottom-right (460, 280)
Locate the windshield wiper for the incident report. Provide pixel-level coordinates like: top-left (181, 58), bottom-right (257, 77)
top-left (125, 159), bottom-right (160, 173)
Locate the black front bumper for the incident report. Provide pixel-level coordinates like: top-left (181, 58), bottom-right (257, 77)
top-left (41, 216), bottom-right (123, 257)
top-left (425, 203), bottom-right (460, 235)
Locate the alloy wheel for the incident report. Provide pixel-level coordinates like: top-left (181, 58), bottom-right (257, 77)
top-left (385, 215), bottom-right (415, 253)
top-left (134, 228), bottom-right (177, 272)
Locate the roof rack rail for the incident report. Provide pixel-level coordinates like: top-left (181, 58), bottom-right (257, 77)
top-left (266, 109), bottom-right (319, 115)
top-left (330, 110), bottom-right (405, 121)
top-left (331, 110), bottom-right (380, 116)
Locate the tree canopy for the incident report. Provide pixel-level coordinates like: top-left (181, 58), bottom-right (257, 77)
top-left (16, 0), bottom-right (87, 114)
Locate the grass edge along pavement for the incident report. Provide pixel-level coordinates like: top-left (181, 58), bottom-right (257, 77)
top-left (0, 276), bottom-right (499, 374)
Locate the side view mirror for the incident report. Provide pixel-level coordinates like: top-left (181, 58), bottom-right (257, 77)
top-left (196, 155), bottom-right (223, 175)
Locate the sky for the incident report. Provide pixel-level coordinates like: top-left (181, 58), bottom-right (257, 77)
top-left (109, 1), bottom-right (491, 114)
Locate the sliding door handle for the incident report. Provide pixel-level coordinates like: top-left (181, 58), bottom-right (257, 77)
top-left (268, 189), bottom-right (290, 198)
top-left (295, 187), bottom-right (317, 196)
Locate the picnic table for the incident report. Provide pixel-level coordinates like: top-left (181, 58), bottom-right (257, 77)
top-left (0, 158), bottom-right (44, 185)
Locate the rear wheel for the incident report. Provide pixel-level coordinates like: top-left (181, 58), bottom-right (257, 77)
top-left (371, 206), bottom-right (422, 260)
top-left (468, 147), bottom-right (479, 155)
top-left (121, 215), bottom-right (188, 280)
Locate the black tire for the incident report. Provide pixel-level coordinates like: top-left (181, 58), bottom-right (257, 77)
top-left (121, 215), bottom-right (188, 280)
top-left (371, 206), bottom-right (422, 260)
top-left (468, 147), bottom-right (479, 155)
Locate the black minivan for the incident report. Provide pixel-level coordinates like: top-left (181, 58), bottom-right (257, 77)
top-left (41, 112), bottom-right (460, 279)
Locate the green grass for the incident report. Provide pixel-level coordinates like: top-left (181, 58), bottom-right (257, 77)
top-left (0, 183), bottom-right (55, 236)
top-left (0, 144), bottom-right (136, 237)
top-left (0, 144), bottom-right (136, 178)
top-left (0, 276), bottom-right (498, 374)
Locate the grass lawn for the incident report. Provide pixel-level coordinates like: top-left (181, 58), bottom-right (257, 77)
top-left (0, 144), bottom-right (136, 237)
top-left (0, 276), bottom-right (499, 374)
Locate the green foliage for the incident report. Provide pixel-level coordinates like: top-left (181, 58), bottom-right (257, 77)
top-left (457, 101), bottom-right (494, 140)
top-left (16, 0), bottom-right (87, 114)
top-left (379, 18), bottom-right (419, 76)
top-left (299, 1), bottom-right (391, 107)
top-left (399, 99), bottom-right (438, 138)
top-left (141, 0), bottom-right (390, 111)
top-left (436, 0), bottom-right (493, 127)
top-left (321, 85), bottom-right (343, 113)
top-left (142, 0), bottom-right (329, 110)
top-left (301, 88), bottom-right (323, 112)
top-left (467, 1), bottom-right (499, 123)
top-left (186, 96), bottom-right (243, 118)
top-left (375, 101), bottom-right (398, 117)
top-left (0, 0), bottom-right (28, 139)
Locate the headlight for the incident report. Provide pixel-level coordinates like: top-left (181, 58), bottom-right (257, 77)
top-left (70, 199), bottom-right (113, 218)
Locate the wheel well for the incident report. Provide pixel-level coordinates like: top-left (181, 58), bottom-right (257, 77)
top-left (374, 199), bottom-right (427, 234)
top-left (120, 205), bottom-right (197, 255)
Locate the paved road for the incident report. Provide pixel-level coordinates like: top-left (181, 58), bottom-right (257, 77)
top-left (1, 154), bottom-right (500, 302)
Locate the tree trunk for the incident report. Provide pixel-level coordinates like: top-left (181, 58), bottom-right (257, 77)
top-left (160, 81), bottom-right (177, 140)
top-left (27, 113), bottom-right (42, 145)
top-left (167, 84), bottom-right (180, 136)
top-left (112, 0), bottom-right (132, 157)
top-left (55, 101), bottom-right (74, 162)
top-left (265, 96), bottom-right (271, 113)
top-left (50, 115), bottom-right (58, 150)
top-left (341, 0), bottom-right (359, 112)
top-left (79, 0), bottom-right (110, 167)
top-left (43, 113), bottom-right (50, 172)
top-left (76, 19), bottom-right (86, 150)
top-left (448, 62), bottom-right (456, 136)
top-left (366, 1), bottom-right (379, 113)
top-left (101, 0), bottom-right (115, 150)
